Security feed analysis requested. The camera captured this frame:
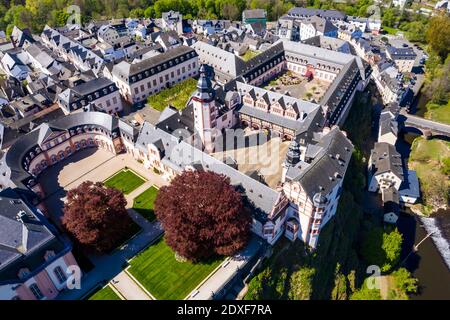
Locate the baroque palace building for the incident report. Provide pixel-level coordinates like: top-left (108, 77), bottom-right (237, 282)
top-left (193, 39), bottom-right (371, 128)
top-left (2, 65), bottom-right (353, 251)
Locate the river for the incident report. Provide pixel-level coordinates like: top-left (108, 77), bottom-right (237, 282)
top-left (396, 132), bottom-right (450, 299)
top-left (368, 84), bottom-right (450, 299)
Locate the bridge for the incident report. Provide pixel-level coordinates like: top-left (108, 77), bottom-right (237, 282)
top-left (398, 109), bottom-right (450, 139)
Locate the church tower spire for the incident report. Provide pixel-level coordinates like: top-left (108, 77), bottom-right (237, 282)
top-left (193, 64), bottom-right (217, 153)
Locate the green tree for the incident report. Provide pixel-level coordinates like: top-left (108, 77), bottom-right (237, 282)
top-left (381, 228), bottom-right (403, 272)
top-left (404, 21), bottom-right (427, 43)
top-left (391, 268), bottom-right (418, 296)
top-left (426, 13), bottom-right (450, 61)
top-left (331, 263), bottom-right (348, 300)
top-left (382, 8), bottom-right (398, 28)
top-left (130, 8), bottom-right (145, 18)
top-left (144, 6), bottom-right (156, 18)
top-left (288, 267), bottom-right (315, 300)
top-left (360, 227), bottom-right (403, 272)
top-left (350, 278), bottom-right (382, 300)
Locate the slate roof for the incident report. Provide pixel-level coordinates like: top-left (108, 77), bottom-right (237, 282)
top-left (386, 46), bottom-right (417, 60)
top-left (286, 127), bottom-right (353, 198)
top-left (112, 45), bottom-right (196, 80)
top-left (135, 121), bottom-right (283, 220)
top-left (5, 112), bottom-right (120, 188)
top-left (302, 16), bottom-right (338, 34)
top-left (378, 112), bottom-right (398, 137)
top-left (0, 188), bottom-right (68, 284)
top-left (399, 170), bottom-right (420, 199)
top-left (370, 142), bottom-right (403, 179)
top-left (287, 7), bottom-right (346, 20)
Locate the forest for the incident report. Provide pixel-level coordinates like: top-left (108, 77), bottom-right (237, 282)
top-left (0, 0), bottom-right (380, 35)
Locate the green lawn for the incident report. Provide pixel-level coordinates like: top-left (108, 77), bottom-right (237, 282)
top-left (382, 26), bottom-right (399, 35)
top-left (147, 78), bottom-right (197, 111)
top-left (409, 137), bottom-right (450, 163)
top-left (425, 102), bottom-right (450, 125)
top-left (88, 285), bottom-right (121, 300)
top-left (132, 186), bottom-right (158, 222)
top-left (409, 137), bottom-right (449, 181)
top-left (240, 50), bottom-right (260, 61)
top-left (409, 137), bottom-right (450, 213)
top-left (104, 169), bottom-right (146, 194)
top-left (128, 238), bottom-right (222, 300)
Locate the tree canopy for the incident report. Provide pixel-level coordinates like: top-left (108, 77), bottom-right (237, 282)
top-left (62, 180), bottom-right (135, 253)
top-left (154, 170), bottom-right (251, 262)
top-left (360, 227), bottom-right (403, 272)
top-left (426, 13), bottom-right (450, 61)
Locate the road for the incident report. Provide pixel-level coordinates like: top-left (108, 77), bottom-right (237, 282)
top-left (400, 109), bottom-right (450, 136)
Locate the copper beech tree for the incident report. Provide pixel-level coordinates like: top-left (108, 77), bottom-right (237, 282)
top-left (62, 181), bottom-right (134, 253)
top-left (154, 170), bottom-right (251, 262)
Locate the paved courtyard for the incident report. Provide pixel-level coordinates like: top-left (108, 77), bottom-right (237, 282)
top-left (36, 147), bottom-right (166, 300)
top-left (211, 135), bottom-right (289, 189)
top-left (39, 148), bottom-right (168, 224)
top-left (265, 71), bottom-right (330, 102)
top-left (39, 146), bottom-right (262, 300)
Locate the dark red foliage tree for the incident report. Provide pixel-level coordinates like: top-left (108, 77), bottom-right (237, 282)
top-left (154, 170), bottom-right (251, 262)
top-left (62, 181), bottom-right (134, 253)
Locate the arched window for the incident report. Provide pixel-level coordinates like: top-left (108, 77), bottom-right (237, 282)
top-left (29, 283), bottom-right (44, 300)
top-left (53, 266), bottom-right (67, 284)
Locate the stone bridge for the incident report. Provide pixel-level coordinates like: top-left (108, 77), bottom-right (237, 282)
top-left (398, 109), bottom-right (450, 139)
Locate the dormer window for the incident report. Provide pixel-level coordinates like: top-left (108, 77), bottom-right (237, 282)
top-left (18, 268), bottom-right (31, 279)
top-left (44, 250), bottom-right (56, 261)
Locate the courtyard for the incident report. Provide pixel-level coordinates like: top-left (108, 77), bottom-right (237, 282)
top-left (88, 285), bottom-right (122, 300)
top-left (104, 168), bottom-right (146, 194)
top-left (146, 78), bottom-right (197, 111)
top-left (132, 186), bottom-right (159, 222)
top-left (264, 70), bottom-right (330, 102)
top-left (36, 147), bottom-right (227, 301)
top-left (211, 132), bottom-right (290, 189)
top-left (127, 237), bottom-right (222, 300)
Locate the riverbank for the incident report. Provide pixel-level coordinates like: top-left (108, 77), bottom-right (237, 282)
top-left (408, 137), bottom-right (450, 215)
top-left (397, 211), bottom-right (450, 299)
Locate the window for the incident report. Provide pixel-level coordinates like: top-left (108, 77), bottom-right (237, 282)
top-left (140, 84), bottom-right (145, 92)
top-left (106, 100), bottom-right (111, 107)
top-left (29, 284), bottom-right (44, 300)
top-left (112, 97), bottom-right (117, 104)
top-left (54, 266), bottom-right (67, 284)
